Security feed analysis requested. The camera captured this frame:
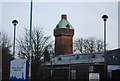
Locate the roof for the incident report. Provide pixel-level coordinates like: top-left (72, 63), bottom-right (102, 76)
top-left (43, 52), bottom-right (104, 65)
top-left (54, 52), bottom-right (103, 57)
top-left (54, 18), bottom-right (74, 30)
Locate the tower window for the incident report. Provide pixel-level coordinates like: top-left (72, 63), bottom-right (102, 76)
top-left (66, 24), bottom-right (70, 30)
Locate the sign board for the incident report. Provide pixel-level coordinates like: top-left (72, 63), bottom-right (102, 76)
top-left (89, 73), bottom-right (99, 81)
top-left (10, 59), bottom-right (28, 80)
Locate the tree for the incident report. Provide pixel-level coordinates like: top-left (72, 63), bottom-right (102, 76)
top-left (1, 32), bottom-right (13, 80)
top-left (74, 37), bottom-right (104, 53)
top-left (17, 27), bottom-right (54, 63)
top-left (44, 48), bottom-right (50, 61)
top-left (1, 32), bottom-right (12, 49)
top-left (17, 27), bottom-right (54, 79)
top-left (74, 38), bottom-right (84, 53)
top-left (84, 38), bottom-right (96, 53)
top-left (96, 39), bottom-right (104, 52)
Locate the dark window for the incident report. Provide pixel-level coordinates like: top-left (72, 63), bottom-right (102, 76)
top-left (91, 55), bottom-right (95, 58)
top-left (89, 66), bottom-right (94, 72)
top-left (66, 24), bottom-right (70, 29)
top-left (58, 57), bottom-right (62, 60)
top-left (76, 55), bottom-right (79, 59)
top-left (109, 55), bottom-right (118, 60)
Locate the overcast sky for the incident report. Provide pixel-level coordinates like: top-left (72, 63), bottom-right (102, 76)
top-left (1, 1), bottom-right (119, 50)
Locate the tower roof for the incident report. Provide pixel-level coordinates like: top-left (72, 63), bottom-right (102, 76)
top-left (54, 14), bottom-right (74, 30)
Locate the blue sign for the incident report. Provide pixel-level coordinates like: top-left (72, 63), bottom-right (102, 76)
top-left (9, 59), bottom-right (28, 81)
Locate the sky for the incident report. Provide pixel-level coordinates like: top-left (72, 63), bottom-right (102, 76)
top-left (1, 0), bottom-right (119, 50)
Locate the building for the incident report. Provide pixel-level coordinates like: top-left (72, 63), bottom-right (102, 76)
top-left (43, 48), bottom-right (120, 80)
top-left (105, 48), bottom-right (120, 80)
top-left (40, 14), bottom-right (104, 81)
top-left (43, 52), bottom-right (105, 80)
top-left (54, 14), bottom-right (74, 55)
top-left (40, 14), bottom-right (120, 81)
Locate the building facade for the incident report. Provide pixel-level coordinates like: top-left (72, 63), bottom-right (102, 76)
top-left (40, 14), bottom-right (120, 81)
top-left (105, 48), bottom-right (120, 80)
top-left (54, 14), bottom-right (74, 55)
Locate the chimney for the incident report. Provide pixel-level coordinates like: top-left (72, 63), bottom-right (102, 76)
top-left (61, 14), bottom-right (67, 20)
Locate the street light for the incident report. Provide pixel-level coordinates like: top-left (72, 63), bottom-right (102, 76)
top-left (102, 15), bottom-right (108, 79)
top-left (102, 15), bottom-right (108, 52)
top-left (12, 20), bottom-right (18, 58)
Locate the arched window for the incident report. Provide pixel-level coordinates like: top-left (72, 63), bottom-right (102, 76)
top-left (66, 24), bottom-right (70, 30)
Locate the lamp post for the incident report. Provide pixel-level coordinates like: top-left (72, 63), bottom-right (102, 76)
top-left (102, 15), bottom-right (108, 79)
top-left (102, 15), bottom-right (108, 52)
top-left (12, 20), bottom-right (18, 58)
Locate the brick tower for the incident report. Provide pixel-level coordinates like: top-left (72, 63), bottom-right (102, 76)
top-left (54, 14), bottom-right (74, 55)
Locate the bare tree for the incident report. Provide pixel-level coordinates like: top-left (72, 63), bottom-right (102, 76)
top-left (84, 38), bottom-right (96, 53)
top-left (1, 32), bottom-right (12, 49)
top-left (74, 38), bottom-right (84, 53)
top-left (96, 39), bottom-right (104, 52)
top-left (1, 32), bottom-right (13, 80)
top-left (17, 27), bottom-right (54, 63)
top-left (74, 37), bottom-right (104, 54)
